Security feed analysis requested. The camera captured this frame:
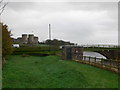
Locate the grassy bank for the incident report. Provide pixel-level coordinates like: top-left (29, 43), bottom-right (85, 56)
top-left (3, 55), bottom-right (119, 88)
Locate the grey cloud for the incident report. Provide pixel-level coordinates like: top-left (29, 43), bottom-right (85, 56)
top-left (1, 2), bottom-right (118, 45)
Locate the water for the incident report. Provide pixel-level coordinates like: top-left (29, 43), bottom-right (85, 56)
top-left (83, 51), bottom-right (107, 59)
top-left (83, 51), bottom-right (117, 67)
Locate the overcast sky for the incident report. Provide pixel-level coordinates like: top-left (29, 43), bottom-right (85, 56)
top-left (1, 1), bottom-right (118, 45)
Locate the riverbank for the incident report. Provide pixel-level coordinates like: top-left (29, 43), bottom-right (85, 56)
top-left (3, 55), bottom-right (118, 88)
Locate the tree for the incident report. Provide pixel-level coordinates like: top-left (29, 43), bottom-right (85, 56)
top-left (2, 24), bottom-right (13, 59)
top-left (0, 0), bottom-right (8, 16)
top-left (45, 39), bottom-right (75, 46)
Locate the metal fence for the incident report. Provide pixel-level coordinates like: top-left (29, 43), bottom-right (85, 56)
top-left (81, 44), bottom-right (119, 48)
top-left (73, 56), bottom-right (119, 73)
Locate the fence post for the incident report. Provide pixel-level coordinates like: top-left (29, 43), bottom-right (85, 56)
top-left (95, 57), bottom-right (96, 64)
top-left (84, 56), bottom-right (86, 61)
top-left (109, 59), bottom-right (112, 69)
top-left (117, 60), bottom-right (119, 69)
top-left (89, 56), bottom-right (90, 63)
top-left (117, 60), bottom-right (120, 70)
top-left (101, 58), bottom-right (103, 67)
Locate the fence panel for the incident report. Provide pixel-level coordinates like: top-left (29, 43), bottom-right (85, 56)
top-left (82, 56), bottom-right (118, 70)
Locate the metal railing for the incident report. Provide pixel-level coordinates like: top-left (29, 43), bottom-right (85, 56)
top-left (73, 56), bottom-right (119, 73)
top-left (81, 44), bottom-right (119, 48)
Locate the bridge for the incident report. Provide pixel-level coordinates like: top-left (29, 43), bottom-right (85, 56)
top-left (82, 45), bottom-right (120, 60)
top-left (61, 44), bottom-right (120, 60)
top-left (81, 44), bottom-right (119, 48)
top-left (61, 45), bottom-right (119, 73)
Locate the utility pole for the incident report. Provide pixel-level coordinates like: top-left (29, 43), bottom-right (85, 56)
top-left (49, 24), bottom-right (51, 40)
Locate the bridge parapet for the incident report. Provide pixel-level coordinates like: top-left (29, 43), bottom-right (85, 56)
top-left (82, 44), bottom-right (119, 48)
top-left (96, 50), bottom-right (120, 60)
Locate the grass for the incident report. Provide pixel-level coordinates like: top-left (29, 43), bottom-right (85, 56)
top-left (3, 55), bottom-right (119, 88)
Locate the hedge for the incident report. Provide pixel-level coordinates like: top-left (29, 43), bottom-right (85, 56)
top-left (13, 46), bottom-right (60, 52)
top-left (12, 46), bottom-right (61, 56)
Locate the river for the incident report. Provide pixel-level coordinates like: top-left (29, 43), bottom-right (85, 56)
top-left (83, 51), bottom-right (106, 59)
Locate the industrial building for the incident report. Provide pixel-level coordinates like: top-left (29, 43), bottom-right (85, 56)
top-left (12, 34), bottom-right (39, 45)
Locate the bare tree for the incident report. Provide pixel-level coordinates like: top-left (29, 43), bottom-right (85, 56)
top-left (0, 0), bottom-right (3, 4)
top-left (0, 0), bottom-right (8, 16)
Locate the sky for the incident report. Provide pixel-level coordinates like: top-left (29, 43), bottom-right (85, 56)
top-left (1, 0), bottom-right (118, 45)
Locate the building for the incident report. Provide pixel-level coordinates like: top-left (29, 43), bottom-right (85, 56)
top-left (22, 34), bottom-right (28, 44)
top-left (12, 34), bottom-right (39, 45)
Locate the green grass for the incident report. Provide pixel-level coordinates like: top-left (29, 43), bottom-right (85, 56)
top-left (3, 55), bottom-right (119, 88)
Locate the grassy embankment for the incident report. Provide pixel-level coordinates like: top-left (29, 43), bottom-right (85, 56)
top-left (3, 55), bottom-right (119, 88)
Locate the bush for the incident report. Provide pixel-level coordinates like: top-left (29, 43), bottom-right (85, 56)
top-left (12, 46), bottom-right (62, 56)
top-left (13, 46), bottom-right (60, 52)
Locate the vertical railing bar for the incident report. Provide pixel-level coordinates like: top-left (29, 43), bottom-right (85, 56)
top-left (109, 59), bottom-right (112, 68)
top-left (95, 57), bottom-right (96, 64)
top-left (101, 58), bottom-right (103, 67)
top-left (89, 56), bottom-right (90, 63)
